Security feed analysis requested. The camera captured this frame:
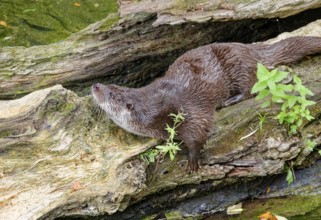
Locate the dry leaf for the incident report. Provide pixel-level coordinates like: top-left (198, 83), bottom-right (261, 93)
top-left (266, 187), bottom-right (271, 193)
top-left (258, 211), bottom-right (277, 220)
top-left (227, 202), bottom-right (244, 215)
top-left (71, 181), bottom-right (83, 192)
top-left (0, 20), bottom-right (8, 28)
top-left (275, 215), bottom-right (288, 220)
top-left (73, 2), bottom-right (81, 7)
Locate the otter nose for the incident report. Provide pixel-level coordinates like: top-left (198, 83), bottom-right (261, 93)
top-left (93, 83), bottom-right (100, 91)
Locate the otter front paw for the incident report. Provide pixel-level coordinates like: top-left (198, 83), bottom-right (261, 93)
top-left (188, 151), bottom-right (200, 172)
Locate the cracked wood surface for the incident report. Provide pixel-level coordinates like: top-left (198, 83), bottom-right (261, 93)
top-left (0, 0), bottom-right (321, 99)
top-left (1, 20), bottom-right (321, 219)
top-left (120, 0), bottom-right (321, 25)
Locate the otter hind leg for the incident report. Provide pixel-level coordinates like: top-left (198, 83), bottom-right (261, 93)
top-left (188, 144), bottom-right (201, 172)
top-left (224, 94), bottom-right (245, 107)
top-left (178, 119), bottom-right (208, 172)
top-left (182, 139), bottom-right (204, 172)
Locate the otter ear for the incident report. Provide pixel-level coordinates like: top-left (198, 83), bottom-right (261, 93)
top-left (126, 103), bottom-right (134, 110)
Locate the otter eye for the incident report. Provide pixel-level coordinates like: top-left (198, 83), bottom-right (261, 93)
top-left (126, 103), bottom-right (133, 110)
top-left (109, 92), bottom-right (114, 99)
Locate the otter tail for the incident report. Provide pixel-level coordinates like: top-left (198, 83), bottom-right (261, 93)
top-left (262, 36), bottom-right (321, 67)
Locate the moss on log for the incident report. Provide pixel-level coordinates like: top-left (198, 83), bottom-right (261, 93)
top-left (1, 1), bottom-right (321, 219)
top-left (1, 20), bottom-right (321, 219)
top-left (1, 1), bottom-right (321, 99)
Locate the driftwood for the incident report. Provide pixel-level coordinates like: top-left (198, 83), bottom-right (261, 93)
top-left (1, 1), bottom-right (321, 99)
top-left (1, 0), bottom-right (321, 219)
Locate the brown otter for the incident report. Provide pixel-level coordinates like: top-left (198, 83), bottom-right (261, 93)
top-left (92, 36), bottom-right (321, 172)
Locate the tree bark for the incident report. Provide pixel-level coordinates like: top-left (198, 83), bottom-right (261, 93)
top-left (1, 1), bottom-right (321, 99)
top-left (1, 1), bottom-right (321, 219)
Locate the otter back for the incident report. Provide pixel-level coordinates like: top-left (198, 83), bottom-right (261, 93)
top-left (92, 36), bottom-right (321, 172)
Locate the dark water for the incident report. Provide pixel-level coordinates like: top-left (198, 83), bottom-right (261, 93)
top-left (0, 0), bottom-right (118, 47)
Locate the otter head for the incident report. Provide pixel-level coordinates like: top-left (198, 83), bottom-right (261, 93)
top-left (92, 83), bottom-right (133, 113)
top-left (92, 83), bottom-right (144, 135)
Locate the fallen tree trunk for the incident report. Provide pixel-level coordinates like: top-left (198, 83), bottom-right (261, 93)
top-left (1, 20), bottom-right (321, 219)
top-left (1, 0), bottom-right (321, 219)
top-left (1, 1), bottom-right (321, 99)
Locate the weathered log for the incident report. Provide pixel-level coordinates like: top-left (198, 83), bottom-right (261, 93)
top-left (120, 0), bottom-right (321, 24)
top-left (1, 19), bottom-right (321, 219)
top-left (2, 0), bottom-right (321, 218)
top-left (91, 159), bottom-right (321, 220)
top-left (1, 1), bottom-right (321, 99)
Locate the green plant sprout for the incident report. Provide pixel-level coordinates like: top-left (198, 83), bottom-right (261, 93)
top-left (140, 149), bottom-right (159, 165)
top-left (284, 139), bottom-right (321, 185)
top-left (304, 139), bottom-right (321, 157)
top-left (252, 63), bottom-right (318, 185)
top-left (257, 112), bottom-right (268, 132)
top-left (305, 139), bottom-right (317, 151)
top-left (140, 112), bottom-right (185, 164)
top-left (251, 63), bottom-right (316, 135)
top-left (286, 164), bottom-right (295, 185)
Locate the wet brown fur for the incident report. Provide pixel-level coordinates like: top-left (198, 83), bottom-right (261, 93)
top-left (92, 36), bottom-right (321, 172)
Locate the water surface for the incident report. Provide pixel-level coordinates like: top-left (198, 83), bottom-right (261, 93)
top-left (0, 0), bottom-right (118, 47)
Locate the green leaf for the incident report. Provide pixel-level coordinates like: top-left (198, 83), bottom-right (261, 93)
top-left (261, 100), bottom-right (271, 108)
top-left (305, 87), bottom-right (314, 96)
top-left (272, 70), bottom-right (289, 82)
top-left (156, 145), bottom-right (165, 152)
top-left (278, 84), bottom-right (294, 92)
top-left (270, 88), bottom-right (286, 98)
top-left (293, 75), bottom-right (302, 85)
top-left (286, 169), bottom-right (294, 185)
top-left (287, 96), bottom-right (297, 108)
top-left (319, 150), bottom-right (321, 156)
top-left (257, 63), bottom-right (270, 80)
top-left (288, 117), bottom-right (295, 124)
top-left (296, 97), bottom-right (304, 104)
top-left (306, 139), bottom-right (317, 150)
top-left (290, 125), bottom-right (297, 134)
top-left (293, 105), bottom-right (300, 111)
top-left (270, 68), bottom-right (278, 78)
top-left (251, 81), bottom-right (268, 93)
top-left (281, 103), bottom-right (288, 111)
top-left (256, 89), bottom-right (270, 100)
top-left (272, 95), bottom-right (284, 103)
top-left (297, 119), bottom-right (303, 127)
top-left (267, 80), bottom-right (276, 90)
top-left (304, 100), bottom-right (316, 106)
top-left (306, 146), bottom-right (314, 151)
top-left (169, 151), bottom-right (174, 160)
top-left (299, 86), bottom-right (314, 97)
top-left (306, 115), bottom-right (315, 121)
top-left (149, 154), bottom-right (155, 163)
top-left (277, 111), bottom-right (286, 124)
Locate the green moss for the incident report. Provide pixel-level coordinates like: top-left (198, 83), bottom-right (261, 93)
top-left (175, 0), bottom-right (208, 11)
top-left (227, 0), bottom-right (255, 4)
top-left (60, 102), bottom-right (77, 112)
top-left (0, 72), bottom-right (14, 80)
top-left (226, 195), bottom-right (321, 220)
top-left (0, 130), bottom-right (11, 138)
top-left (164, 211), bottom-right (183, 219)
top-left (141, 214), bottom-right (158, 220)
top-left (99, 13), bottom-right (120, 31)
top-left (0, 0), bottom-right (118, 47)
top-left (165, 211), bottom-right (202, 220)
top-left (15, 89), bottom-right (27, 95)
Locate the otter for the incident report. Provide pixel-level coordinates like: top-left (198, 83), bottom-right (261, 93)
top-left (92, 36), bottom-right (321, 172)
